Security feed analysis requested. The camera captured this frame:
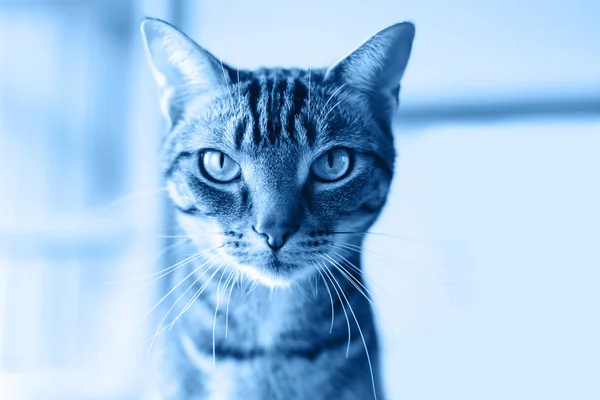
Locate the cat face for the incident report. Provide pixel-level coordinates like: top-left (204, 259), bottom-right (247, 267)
top-left (141, 19), bottom-right (414, 286)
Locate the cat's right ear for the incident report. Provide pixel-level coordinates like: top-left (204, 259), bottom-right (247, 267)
top-left (324, 22), bottom-right (415, 122)
top-left (140, 18), bottom-right (231, 128)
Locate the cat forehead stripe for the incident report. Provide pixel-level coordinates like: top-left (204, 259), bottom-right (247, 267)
top-left (234, 70), bottom-right (314, 149)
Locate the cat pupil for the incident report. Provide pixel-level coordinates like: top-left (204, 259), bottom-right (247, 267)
top-left (327, 151), bottom-right (334, 168)
top-left (219, 152), bottom-right (225, 169)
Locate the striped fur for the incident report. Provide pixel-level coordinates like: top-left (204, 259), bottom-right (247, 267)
top-left (141, 18), bottom-right (414, 400)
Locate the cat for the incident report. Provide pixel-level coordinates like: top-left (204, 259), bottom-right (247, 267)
top-left (140, 17), bottom-right (414, 400)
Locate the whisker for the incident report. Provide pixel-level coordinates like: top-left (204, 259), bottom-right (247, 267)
top-left (225, 270), bottom-right (240, 339)
top-left (325, 243), bottom-right (361, 270)
top-left (146, 257), bottom-right (220, 352)
top-left (311, 261), bottom-right (335, 334)
top-left (330, 230), bottom-right (437, 243)
top-left (244, 280), bottom-right (261, 298)
top-left (323, 253), bottom-right (377, 309)
top-left (321, 257), bottom-right (378, 400)
top-left (294, 280), bottom-right (312, 303)
top-left (316, 257), bottom-right (351, 357)
top-left (165, 263), bottom-right (226, 332)
top-left (141, 252), bottom-right (220, 324)
top-left (153, 237), bottom-right (190, 259)
top-left (158, 232), bottom-right (220, 238)
top-left (335, 241), bottom-right (456, 285)
top-left (328, 247), bottom-right (388, 296)
top-left (219, 268), bottom-right (236, 307)
top-left (97, 186), bottom-right (167, 211)
top-left (326, 242), bottom-right (392, 276)
top-left (321, 82), bottom-right (348, 119)
top-left (212, 268), bottom-right (231, 368)
top-left (326, 242), bottom-right (364, 260)
top-left (148, 261), bottom-right (226, 350)
top-left (332, 245), bottom-right (368, 279)
top-left (136, 244), bottom-right (223, 292)
top-left (310, 274), bottom-right (318, 297)
top-left (334, 241), bottom-right (427, 268)
top-left (103, 238), bottom-right (191, 284)
top-left (321, 99), bottom-right (344, 123)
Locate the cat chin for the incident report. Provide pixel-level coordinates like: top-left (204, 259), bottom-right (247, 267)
top-left (236, 263), bottom-right (293, 288)
top-left (214, 248), bottom-right (314, 288)
top-left (233, 260), bottom-right (317, 289)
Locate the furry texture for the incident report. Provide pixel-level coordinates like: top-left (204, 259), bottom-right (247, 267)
top-left (141, 18), bottom-right (414, 400)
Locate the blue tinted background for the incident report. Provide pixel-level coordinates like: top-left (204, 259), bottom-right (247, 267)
top-left (1, 0), bottom-right (599, 399)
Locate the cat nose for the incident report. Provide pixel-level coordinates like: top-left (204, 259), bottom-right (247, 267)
top-left (252, 219), bottom-right (300, 251)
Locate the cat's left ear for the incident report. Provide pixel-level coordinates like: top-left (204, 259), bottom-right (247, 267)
top-left (140, 18), bottom-right (232, 128)
top-left (324, 22), bottom-right (415, 120)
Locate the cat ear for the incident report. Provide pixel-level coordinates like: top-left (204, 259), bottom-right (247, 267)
top-left (324, 22), bottom-right (415, 119)
top-left (140, 18), bottom-right (231, 128)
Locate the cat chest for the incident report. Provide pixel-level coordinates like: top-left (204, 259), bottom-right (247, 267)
top-left (179, 331), bottom-right (337, 400)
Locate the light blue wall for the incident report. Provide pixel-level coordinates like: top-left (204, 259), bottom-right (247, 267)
top-left (188, 0), bottom-right (600, 104)
top-left (371, 119), bottom-right (600, 399)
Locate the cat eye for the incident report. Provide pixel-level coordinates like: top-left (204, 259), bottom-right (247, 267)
top-left (311, 148), bottom-right (353, 182)
top-left (200, 150), bottom-right (241, 183)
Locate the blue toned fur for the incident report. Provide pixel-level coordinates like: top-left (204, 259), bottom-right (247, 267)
top-left (141, 18), bottom-right (414, 400)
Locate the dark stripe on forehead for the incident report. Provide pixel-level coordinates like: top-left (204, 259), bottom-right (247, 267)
top-left (247, 79), bottom-right (261, 146)
top-left (305, 120), bottom-right (317, 146)
top-left (240, 69), bottom-right (325, 147)
top-left (286, 79), bottom-right (308, 143)
top-left (269, 78), bottom-right (288, 144)
top-left (262, 78), bottom-right (273, 145)
top-left (233, 119), bottom-right (245, 150)
top-left (283, 79), bottom-right (296, 142)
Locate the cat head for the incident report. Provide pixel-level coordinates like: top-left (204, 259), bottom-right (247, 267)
top-left (141, 18), bottom-right (414, 287)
